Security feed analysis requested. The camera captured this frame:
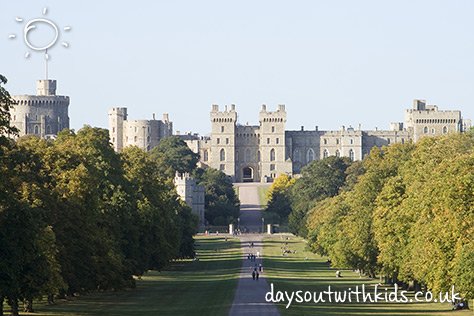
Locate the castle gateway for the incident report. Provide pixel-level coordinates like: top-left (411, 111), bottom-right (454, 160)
top-left (182, 101), bottom-right (471, 183)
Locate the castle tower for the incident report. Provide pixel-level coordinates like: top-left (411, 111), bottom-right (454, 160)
top-left (210, 104), bottom-right (237, 181)
top-left (259, 104), bottom-right (292, 180)
top-left (10, 79), bottom-right (70, 140)
top-left (109, 107), bottom-right (127, 151)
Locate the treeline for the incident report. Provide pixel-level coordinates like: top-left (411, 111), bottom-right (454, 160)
top-left (0, 128), bottom-right (198, 315)
top-left (266, 130), bottom-right (474, 304)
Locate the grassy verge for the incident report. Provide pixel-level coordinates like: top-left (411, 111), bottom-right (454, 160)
top-left (258, 186), bottom-right (269, 209)
top-left (263, 236), bottom-right (469, 316)
top-left (5, 236), bottom-right (241, 316)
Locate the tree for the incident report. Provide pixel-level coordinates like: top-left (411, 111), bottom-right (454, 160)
top-left (148, 136), bottom-right (199, 179)
top-left (289, 156), bottom-right (351, 236)
top-left (0, 74), bottom-right (19, 146)
top-left (265, 174), bottom-right (295, 219)
top-left (193, 168), bottom-right (240, 226)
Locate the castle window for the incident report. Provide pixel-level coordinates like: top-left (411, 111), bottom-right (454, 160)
top-left (112, 137), bottom-right (115, 142)
top-left (322, 149), bottom-right (328, 159)
top-left (34, 125), bottom-right (39, 134)
top-left (257, 151), bottom-right (261, 162)
top-left (272, 126), bottom-right (275, 133)
top-left (324, 138), bottom-right (327, 145)
top-left (134, 136), bottom-right (138, 142)
top-left (217, 138), bottom-right (220, 144)
top-left (220, 164), bottom-right (225, 170)
top-left (147, 146), bottom-right (150, 151)
top-left (294, 149), bottom-right (300, 162)
top-left (308, 149), bottom-right (315, 161)
top-left (335, 150), bottom-right (340, 157)
top-left (443, 126), bottom-right (448, 134)
top-left (147, 136), bottom-right (150, 142)
top-left (226, 138), bottom-right (229, 144)
top-left (236, 151), bottom-right (239, 161)
top-left (204, 150), bottom-right (209, 161)
top-left (126, 136), bottom-right (129, 142)
top-left (221, 126), bottom-right (224, 132)
top-left (13, 115), bottom-right (16, 121)
top-left (270, 149), bottom-right (276, 161)
top-left (246, 150), bottom-right (250, 162)
top-left (387, 138), bottom-right (390, 144)
top-left (46, 125), bottom-right (52, 134)
top-left (148, 127), bottom-right (150, 133)
top-left (276, 138), bottom-right (279, 144)
top-left (270, 164), bottom-right (275, 171)
top-left (349, 149), bottom-right (355, 162)
top-left (220, 149), bottom-right (225, 161)
top-left (336, 139), bottom-right (339, 145)
top-left (267, 138), bottom-right (270, 144)
top-left (424, 126), bottom-right (428, 134)
top-left (112, 127), bottom-right (115, 133)
top-left (258, 138), bottom-right (260, 144)
top-left (401, 138), bottom-right (405, 144)
top-left (135, 127), bottom-right (137, 133)
top-left (350, 139), bottom-right (353, 145)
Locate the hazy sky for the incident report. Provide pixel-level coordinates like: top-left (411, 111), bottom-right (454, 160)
top-left (1, 1), bottom-right (473, 135)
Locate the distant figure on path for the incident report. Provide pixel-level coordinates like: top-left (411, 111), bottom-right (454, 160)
top-left (252, 271), bottom-right (256, 280)
top-left (256, 271), bottom-right (259, 281)
top-left (336, 271), bottom-right (341, 278)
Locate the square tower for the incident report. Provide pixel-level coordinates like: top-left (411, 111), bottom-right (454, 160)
top-left (210, 104), bottom-right (237, 181)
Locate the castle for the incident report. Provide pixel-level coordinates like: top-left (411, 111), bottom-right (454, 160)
top-left (10, 79), bottom-right (70, 140)
top-left (109, 100), bottom-right (470, 183)
top-left (108, 107), bottom-right (172, 152)
top-left (181, 101), bottom-right (471, 182)
top-left (174, 172), bottom-right (205, 227)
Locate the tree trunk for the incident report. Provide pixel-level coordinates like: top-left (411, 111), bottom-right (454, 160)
top-left (8, 297), bottom-right (19, 316)
top-left (23, 299), bottom-right (34, 313)
top-left (47, 294), bottom-right (54, 305)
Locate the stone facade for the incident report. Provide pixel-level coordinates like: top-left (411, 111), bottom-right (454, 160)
top-left (183, 100), bottom-right (471, 182)
top-left (174, 172), bottom-right (205, 227)
top-left (109, 108), bottom-right (172, 152)
top-left (10, 79), bottom-right (70, 140)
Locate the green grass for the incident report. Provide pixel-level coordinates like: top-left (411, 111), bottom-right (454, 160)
top-left (258, 186), bottom-right (269, 209)
top-left (263, 236), bottom-right (470, 316)
top-left (5, 236), bottom-right (242, 316)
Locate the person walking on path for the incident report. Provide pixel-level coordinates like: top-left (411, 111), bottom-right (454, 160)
top-left (256, 271), bottom-right (259, 281)
top-left (252, 271), bottom-right (256, 280)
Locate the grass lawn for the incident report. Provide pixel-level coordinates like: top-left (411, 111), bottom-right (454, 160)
top-left (5, 236), bottom-right (241, 316)
top-left (263, 236), bottom-right (470, 316)
top-left (258, 186), bottom-right (269, 209)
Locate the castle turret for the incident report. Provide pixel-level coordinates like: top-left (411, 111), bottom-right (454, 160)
top-left (109, 107), bottom-right (127, 151)
top-left (210, 104), bottom-right (237, 181)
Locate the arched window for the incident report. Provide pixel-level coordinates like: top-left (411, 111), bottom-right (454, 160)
top-left (134, 136), bottom-right (138, 142)
top-left (34, 125), bottom-right (39, 134)
top-left (270, 148), bottom-right (275, 161)
top-left (335, 150), bottom-right (340, 157)
top-left (203, 150), bottom-right (209, 161)
top-left (306, 149), bottom-right (313, 162)
top-left (401, 138), bottom-right (405, 144)
top-left (349, 149), bottom-right (355, 161)
top-left (387, 138), bottom-right (390, 145)
top-left (46, 125), bottom-right (52, 134)
top-left (323, 138), bottom-right (327, 144)
top-left (443, 126), bottom-right (448, 134)
top-left (336, 139), bottom-right (339, 145)
top-left (322, 149), bottom-right (328, 159)
top-left (294, 149), bottom-right (300, 162)
top-left (424, 126), bottom-right (428, 134)
top-left (257, 151), bottom-right (261, 162)
top-left (350, 139), bottom-right (353, 145)
top-left (246, 150), bottom-right (251, 162)
top-left (220, 149), bottom-right (225, 161)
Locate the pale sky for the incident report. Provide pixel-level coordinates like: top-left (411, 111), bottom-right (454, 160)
top-left (1, 1), bottom-right (474, 135)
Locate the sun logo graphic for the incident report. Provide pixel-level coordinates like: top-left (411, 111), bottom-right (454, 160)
top-left (8, 7), bottom-right (71, 61)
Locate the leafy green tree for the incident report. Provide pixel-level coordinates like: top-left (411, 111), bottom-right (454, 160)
top-left (265, 174), bottom-right (295, 219)
top-left (289, 156), bottom-right (351, 236)
top-left (0, 74), bottom-right (19, 145)
top-left (193, 168), bottom-right (240, 226)
top-left (148, 136), bottom-right (199, 178)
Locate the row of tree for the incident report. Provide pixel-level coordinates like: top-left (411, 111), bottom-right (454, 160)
top-left (266, 128), bottom-right (474, 304)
